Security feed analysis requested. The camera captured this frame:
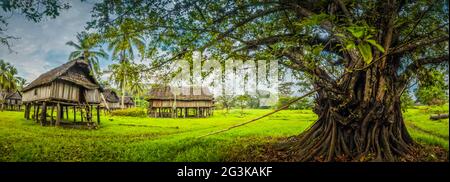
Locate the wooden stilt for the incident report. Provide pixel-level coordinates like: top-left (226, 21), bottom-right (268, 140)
top-left (24, 103), bottom-right (27, 119)
top-left (97, 105), bottom-right (100, 125)
top-left (90, 105), bottom-right (93, 122)
top-left (66, 106), bottom-right (69, 120)
top-left (56, 103), bottom-right (61, 126)
top-left (24, 103), bottom-right (29, 119)
top-left (196, 107), bottom-right (199, 118)
top-left (80, 107), bottom-right (83, 122)
top-left (60, 106), bottom-right (64, 119)
top-left (35, 104), bottom-right (40, 123)
top-left (33, 104), bottom-right (36, 122)
top-left (23, 103), bottom-right (27, 119)
top-left (41, 102), bottom-right (47, 126)
top-left (74, 106), bottom-right (76, 122)
top-left (51, 105), bottom-right (55, 126)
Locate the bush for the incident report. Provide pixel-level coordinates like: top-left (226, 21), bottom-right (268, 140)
top-left (110, 107), bottom-right (147, 117)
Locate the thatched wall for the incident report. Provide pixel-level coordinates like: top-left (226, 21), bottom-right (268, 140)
top-left (22, 80), bottom-right (100, 104)
top-left (22, 84), bottom-right (53, 102)
top-left (85, 89), bottom-right (101, 104)
top-left (51, 81), bottom-right (80, 101)
top-left (21, 59), bottom-right (101, 104)
top-left (149, 100), bottom-right (213, 108)
top-left (146, 86), bottom-right (214, 109)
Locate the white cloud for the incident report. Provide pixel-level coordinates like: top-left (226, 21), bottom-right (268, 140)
top-left (0, 1), bottom-right (97, 83)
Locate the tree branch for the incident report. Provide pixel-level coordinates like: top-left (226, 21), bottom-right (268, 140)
top-left (335, 0), bottom-right (353, 22)
top-left (212, 1), bottom-right (279, 24)
top-left (399, 54), bottom-right (449, 83)
top-left (391, 35), bottom-right (449, 55)
top-left (270, 47), bottom-right (338, 90)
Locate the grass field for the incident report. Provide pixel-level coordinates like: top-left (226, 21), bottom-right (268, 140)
top-left (0, 106), bottom-right (448, 162)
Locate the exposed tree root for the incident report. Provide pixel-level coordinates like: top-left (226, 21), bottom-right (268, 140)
top-left (228, 136), bottom-right (447, 162)
top-left (276, 102), bottom-right (417, 162)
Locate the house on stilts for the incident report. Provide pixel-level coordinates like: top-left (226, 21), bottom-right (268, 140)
top-left (1, 91), bottom-right (22, 111)
top-left (123, 96), bottom-right (135, 108)
top-left (146, 86), bottom-right (214, 118)
top-left (21, 58), bottom-right (102, 127)
top-left (99, 89), bottom-right (120, 111)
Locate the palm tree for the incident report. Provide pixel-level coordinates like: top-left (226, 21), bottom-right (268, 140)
top-left (66, 32), bottom-right (108, 80)
top-left (129, 77), bottom-right (146, 107)
top-left (0, 60), bottom-right (20, 111)
top-left (108, 62), bottom-right (130, 108)
top-left (107, 21), bottom-right (145, 108)
top-left (15, 77), bottom-right (27, 90)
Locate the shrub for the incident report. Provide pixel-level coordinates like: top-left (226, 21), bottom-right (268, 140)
top-left (110, 108), bottom-right (147, 117)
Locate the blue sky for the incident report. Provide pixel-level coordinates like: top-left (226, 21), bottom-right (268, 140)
top-left (0, 1), bottom-right (110, 82)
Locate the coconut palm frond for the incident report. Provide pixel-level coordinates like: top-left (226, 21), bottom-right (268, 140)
top-left (66, 41), bottom-right (82, 49)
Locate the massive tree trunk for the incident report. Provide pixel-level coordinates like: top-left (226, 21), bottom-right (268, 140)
top-left (289, 59), bottom-right (416, 162)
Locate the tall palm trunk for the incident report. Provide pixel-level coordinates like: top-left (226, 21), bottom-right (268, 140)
top-left (120, 53), bottom-right (127, 109)
top-left (134, 95), bottom-right (138, 107)
top-left (121, 74), bottom-right (126, 109)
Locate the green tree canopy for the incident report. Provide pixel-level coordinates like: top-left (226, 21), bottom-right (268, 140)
top-left (86, 0), bottom-right (449, 161)
top-left (66, 31), bottom-right (108, 80)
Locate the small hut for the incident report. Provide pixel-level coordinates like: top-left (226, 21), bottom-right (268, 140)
top-left (3, 91), bottom-right (22, 110)
top-left (100, 89), bottom-right (120, 110)
top-left (123, 96), bottom-right (135, 108)
top-left (21, 58), bottom-right (102, 127)
top-left (146, 86), bottom-right (214, 118)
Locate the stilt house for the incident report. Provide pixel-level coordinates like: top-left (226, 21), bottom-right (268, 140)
top-left (21, 58), bottom-right (102, 127)
top-left (100, 89), bottom-right (120, 110)
top-left (3, 91), bottom-right (22, 110)
top-left (123, 96), bottom-right (135, 108)
top-left (146, 86), bottom-right (214, 118)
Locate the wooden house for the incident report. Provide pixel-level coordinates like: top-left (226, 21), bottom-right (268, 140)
top-left (100, 89), bottom-right (120, 110)
top-left (123, 96), bottom-right (135, 108)
top-left (2, 91), bottom-right (22, 111)
top-left (21, 58), bottom-right (102, 127)
top-left (146, 86), bottom-right (214, 118)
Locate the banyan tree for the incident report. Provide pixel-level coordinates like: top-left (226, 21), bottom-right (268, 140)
top-left (21, 58), bottom-right (102, 128)
top-left (88, 0), bottom-right (449, 161)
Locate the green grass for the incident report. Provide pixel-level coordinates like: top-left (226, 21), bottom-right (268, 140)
top-left (403, 104), bottom-right (449, 150)
top-left (0, 107), bottom-right (447, 161)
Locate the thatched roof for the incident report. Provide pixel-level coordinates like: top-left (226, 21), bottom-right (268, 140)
top-left (103, 89), bottom-right (120, 103)
top-left (124, 96), bottom-right (134, 105)
top-left (6, 91), bottom-right (22, 100)
top-left (1, 91), bottom-right (22, 100)
top-left (22, 58), bottom-right (100, 92)
top-left (146, 86), bottom-right (214, 101)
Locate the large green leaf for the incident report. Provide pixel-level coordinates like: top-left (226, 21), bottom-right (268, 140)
top-left (357, 43), bottom-right (373, 64)
top-left (345, 42), bottom-right (356, 50)
top-left (366, 39), bottom-right (385, 53)
top-left (346, 26), bottom-right (365, 39)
